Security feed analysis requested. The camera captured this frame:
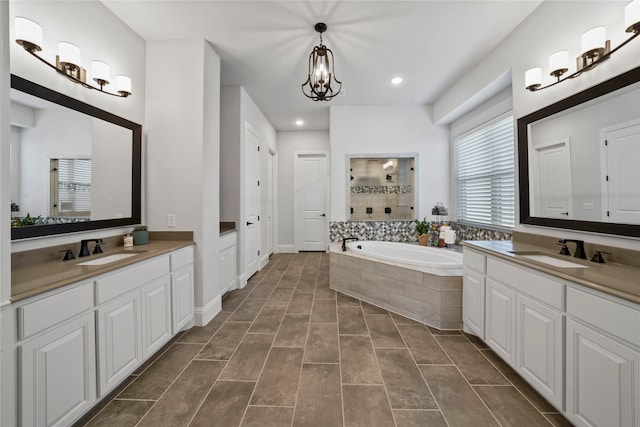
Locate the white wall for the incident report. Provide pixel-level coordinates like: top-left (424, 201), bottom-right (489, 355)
top-left (276, 131), bottom-right (330, 249)
top-left (330, 105), bottom-right (449, 222)
top-left (220, 86), bottom-right (276, 282)
top-left (146, 39), bottom-right (221, 325)
top-left (8, 0), bottom-right (145, 252)
top-left (435, 1), bottom-right (640, 249)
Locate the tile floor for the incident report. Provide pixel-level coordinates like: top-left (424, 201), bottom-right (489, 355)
top-left (77, 252), bottom-right (573, 427)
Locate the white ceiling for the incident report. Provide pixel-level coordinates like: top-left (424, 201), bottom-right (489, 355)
top-left (102, 1), bottom-right (542, 131)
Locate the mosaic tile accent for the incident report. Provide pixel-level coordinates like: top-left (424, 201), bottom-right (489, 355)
top-left (11, 216), bottom-right (90, 226)
top-left (350, 185), bottom-right (413, 194)
top-left (329, 221), bottom-right (512, 243)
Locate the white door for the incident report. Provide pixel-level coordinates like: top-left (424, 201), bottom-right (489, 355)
top-left (141, 275), bottom-right (172, 357)
top-left (462, 268), bottom-right (485, 339)
top-left (172, 265), bottom-right (194, 334)
top-left (244, 123), bottom-right (261, 278)
top-left (294, 152), bottom-right (329, 251)
top-left (533, 139), bottom-right (573, 218)
top-left (602, 121), bottom-right (640, 224)
top-left (267, 150), bottom-right (274, 256)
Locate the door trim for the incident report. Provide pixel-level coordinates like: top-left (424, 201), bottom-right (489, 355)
top-left (294, 150), bottom-right (330, 252)
top-left (243, 121), bottom-right (261, 280)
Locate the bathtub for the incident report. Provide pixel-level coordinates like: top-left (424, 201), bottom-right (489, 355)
top-left (345, 240), bottom-right (462, 269)
top-left (330, 240), bottom-right (463, 329)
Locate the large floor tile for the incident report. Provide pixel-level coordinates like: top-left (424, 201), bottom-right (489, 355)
top-left (219, 333), bottom-right (275, 381)
top-left (419, 365), bottom-right (499, 427)
top-left (190, 381), bottom-right (255, 427)
top-left (178, 311), bottom-right (231, 344)
top-left (249, 305), bottom-right (286, 333)
top-left (343, 384), bottom-right (395, 427)
top-left (294, 278), bottom-right (317, 295)
top-left (361, 301), bottom-right (388, 314)
top-left (118, 343), bottom-right (201, 400)
top-left (393, 410), bottom-right (448, 427)
top-left (336, 292), bottom-right (361, 307)
top-left (376, 348), bottom-right (437, 409)
top-left (241, 407), bottom-right (294, 427)
top-left (339, 335), bottom-right (384, 384)
top-left (365, 314), bottom-right (406, 348)
top-left (85, 400), bottom-right (154, 427)
top-left (274, 313), bottom-right (310, 347)
top-left (435, 335), bottom-right (508, 385)
top-left (250, 347), bottom-right (304, 406)
top-left (397, 324), bottom-right (451, 364)
top-left (338, 306), bottom-right (368, 335)
top-left (136, 360), bottom-right (225, 426)
top-left (292, 364), bottom-right (343, 427)
top-left (222, 291), bottom-right (251, 312)
top-left (287, 293), bottom-right (314, 314)
top-left (229, 298), bottom-right (267, 322)
top-left (390, 312), bottom-right (423, 325)
top-left (304, 323), bottom-right (339, 363)
top-left (310, 299), bottom-right (338, 323)
top-left (267, 288), bottom-right (294, 306)
top-left (314, 283), bottom-right (336, 300)
top-left (474, 385), bottom-right (552, 427)
top-left (197, 321), bottom-right (251, 360)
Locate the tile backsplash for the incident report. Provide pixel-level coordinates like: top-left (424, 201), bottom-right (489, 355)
top-left (329, 220), bottom-right (512, 243)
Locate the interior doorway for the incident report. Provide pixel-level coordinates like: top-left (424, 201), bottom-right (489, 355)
top-left (294, 151), bottom-right (329, 251)
top-left (244, 122), bottom-right (260, 279)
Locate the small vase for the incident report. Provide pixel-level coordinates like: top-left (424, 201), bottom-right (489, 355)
top-left (132, 230), bottom-right (149, 245)
top-left (418, 233), bottom-right (429, 246)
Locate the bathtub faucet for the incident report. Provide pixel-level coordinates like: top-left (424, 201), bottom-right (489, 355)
top-left (342, 237), bottom-right (358, 251)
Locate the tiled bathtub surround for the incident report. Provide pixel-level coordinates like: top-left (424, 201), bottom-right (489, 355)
top-left (350, 185), bottom-right (413, 194)
top-left (329, 248), bottom-right (463, 329)
top-left (330, 220), bottom-right (513, 243)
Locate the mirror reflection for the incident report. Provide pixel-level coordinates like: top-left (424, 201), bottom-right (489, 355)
top-left (349, 157), bottom-right (415, 221)
top-left (527, 81), bottom-right (640, 224)
top-left (10, 88), bottom-right (133, 227)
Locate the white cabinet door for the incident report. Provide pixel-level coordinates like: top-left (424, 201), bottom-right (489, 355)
top-left (485, 278), bottom-right (517, 367)
top-left (516, 293), bottom-right (564, 409)
top-left (141, 276), bottom-right (172, 359)
top-left (219, 245), bottom-right (237, 295)
top-left (566, 318), bottom-right (640, 427)
top-left (172, 264), bottom-right (194, 334)
top-left (20, 313), bottom-right (96, 427)
top-left (96, 291), bottom-right (143, 396)
top-left (463, 268), bottom-right (485, 339)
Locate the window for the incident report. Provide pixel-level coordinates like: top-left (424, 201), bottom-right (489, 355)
top-left (50, 158), bottom-right (92, 217)
top-left (454, 115), bottom-right (515, 229)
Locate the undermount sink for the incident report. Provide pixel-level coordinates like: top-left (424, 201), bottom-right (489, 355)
top-left (77, 253), bottom-right (140, 266)
top-left (515, 253), bottom-right (589, 269)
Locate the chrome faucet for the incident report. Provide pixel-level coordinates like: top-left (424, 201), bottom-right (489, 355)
top-left (559, 239), bottom-right (587, 259)
top-left (342, 237), bottom-right (358, 251)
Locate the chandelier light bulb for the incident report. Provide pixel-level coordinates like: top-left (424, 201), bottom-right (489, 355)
top-left (525, 68), bottom-right (542, 91)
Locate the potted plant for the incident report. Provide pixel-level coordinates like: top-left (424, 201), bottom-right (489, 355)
top-left (132, 225), bottom-right (149, 245)
top-left (415, 218), bottom-right (429, 246)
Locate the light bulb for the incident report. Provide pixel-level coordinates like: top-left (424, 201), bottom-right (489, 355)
top-left (549, 51), bottom-right (569, 77)
top-left (15, 17), bottom-right (43, 52)
top-left (58, 42), bottom-right (81, 68)
top-left (626, 0), bottom-right (640, 33)
top-left (581, 27), bottom-right (606, 57)
top-left (116, 75), bottom-right (132, 97)
top-left (525, 68), bottom-right (542, 90)
top-left (91, 61), bottom-right (110, 85)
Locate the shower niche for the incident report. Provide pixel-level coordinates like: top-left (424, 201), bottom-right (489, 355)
top-left (349, 156), bottom-right (415, 221)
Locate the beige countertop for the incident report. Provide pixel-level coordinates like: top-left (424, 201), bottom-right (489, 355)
top-left (463, 240), bottom-right (640, 304)
top-left (12, 237), bottom-right (194, 303)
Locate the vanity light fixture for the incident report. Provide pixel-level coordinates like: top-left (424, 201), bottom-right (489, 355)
top-left (390, 76), bottom-right (403, 85)
top-left (301, 22), bottom-right (342, 101)
top-left (525, 0), bottom-right (640, 91)
top-left (14, 17), bottom-right (132, 98)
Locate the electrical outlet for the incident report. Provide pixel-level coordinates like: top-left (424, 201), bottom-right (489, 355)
top-left (168, 214), bottom-right (176, 227)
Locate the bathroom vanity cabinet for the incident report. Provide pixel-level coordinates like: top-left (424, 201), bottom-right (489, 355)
top-left (220, 230), bottom-right (238, 294)
top-left (3, 245), bottom-right (194, 427)
top-left (463, 245), bottom-right (640, 426)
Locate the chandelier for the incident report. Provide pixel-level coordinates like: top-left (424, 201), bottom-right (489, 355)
top-left (301, 23), bottom-right (342, 101)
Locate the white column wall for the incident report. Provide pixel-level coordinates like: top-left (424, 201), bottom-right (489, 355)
top-left (146, 39), bottom-right (221, 325)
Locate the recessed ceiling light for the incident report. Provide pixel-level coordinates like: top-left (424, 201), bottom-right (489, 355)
top-left (295, 119), bottom-right (304, 126)
top-left (391, 76), bottom-right (403, 85)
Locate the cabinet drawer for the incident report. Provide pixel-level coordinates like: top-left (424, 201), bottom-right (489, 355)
top-left (19, 282), bottom-right (94, 340)
top-left (96, 256), bottom-right (170, 304)
top-left (567, 286), bottom-right (640, 348)
top-left (170, 246), bottom-right (194, 271)
top-left (464, 249), bottom-right (486, 273)
top-left (487, 258), bottom-right (563, 310)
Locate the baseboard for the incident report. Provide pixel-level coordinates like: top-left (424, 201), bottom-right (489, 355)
top-left (237, 273), bottom-right (247, 288)
top-left (194, 295), bottom-right (221, 326)
top-left (276, 244), bottom-right (296, 253)
top-left (259, 254), bottom-right (269, 269)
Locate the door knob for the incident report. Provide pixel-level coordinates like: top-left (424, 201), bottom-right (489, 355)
top-left (246, 221), bottom-right (254, 226)
top-left (320, 213), bottom-right (326, 217)
top-left (560, 212), bottom-right (569, 216)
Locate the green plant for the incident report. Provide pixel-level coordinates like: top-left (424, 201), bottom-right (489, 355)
top-left (12, 213), bottom-right (41, 227)
top-left (414, 217), bottom-right (429, 235)
top-left (133, 225), bottom-right (148, 231)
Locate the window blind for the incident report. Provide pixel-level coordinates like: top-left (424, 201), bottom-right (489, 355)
top-left (455, 115), bottom-right (515, 229)
top-left (57, 158), bottom-right (92, 215)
